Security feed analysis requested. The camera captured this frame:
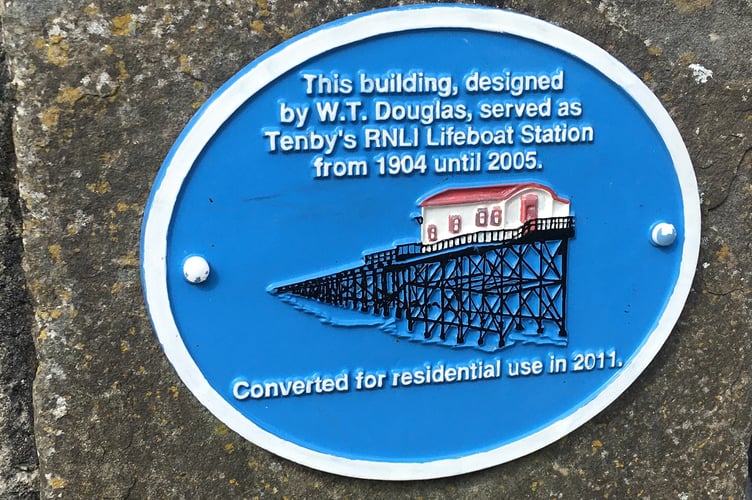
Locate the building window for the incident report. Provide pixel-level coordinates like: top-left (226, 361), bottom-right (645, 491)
top-left (449, 215), bottom-right (462, 234)
top-left (476, 208), bottom-right (488, 227)
top-left (491, 207), bottom-right (502, 226)
top-left (521, 194), bottom-right (538, 222)
top-left (427, 224), bottom-right (438, 242)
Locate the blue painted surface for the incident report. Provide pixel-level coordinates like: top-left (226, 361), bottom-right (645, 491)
top-left (154, 17), bottom-right (686, 462)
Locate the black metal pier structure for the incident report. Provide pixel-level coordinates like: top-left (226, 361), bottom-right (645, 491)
top-left (272, 216), bottom-right (574, 349)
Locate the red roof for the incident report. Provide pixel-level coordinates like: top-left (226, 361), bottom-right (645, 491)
top-left (419, 183), bottom-right (569, 207)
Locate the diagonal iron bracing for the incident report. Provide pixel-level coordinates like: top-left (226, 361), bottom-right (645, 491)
top-left (273, 216), bottom-right (574, 350)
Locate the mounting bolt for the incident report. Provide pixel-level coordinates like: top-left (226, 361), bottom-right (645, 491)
top-left (183, 255), bottom-right (210, 284)
top-left (651, 222), bottom-right (677, 247)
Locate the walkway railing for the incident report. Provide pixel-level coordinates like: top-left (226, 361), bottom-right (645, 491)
top-left (393, 216), bottom-right (574, 259)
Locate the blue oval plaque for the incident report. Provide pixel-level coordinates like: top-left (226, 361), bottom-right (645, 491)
top-left (142, 5), bottom-right (700, 479)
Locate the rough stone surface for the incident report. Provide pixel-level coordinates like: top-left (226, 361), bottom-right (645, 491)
top-left (0, 13), bottom-right (39, 499)
top-left (0, 0), bottom-right (750, 497)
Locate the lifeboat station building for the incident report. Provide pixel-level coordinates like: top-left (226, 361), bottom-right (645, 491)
top-left (418, 183), bottom-right (571, 247)
top-left (273, 182), bottom-right (575, 349)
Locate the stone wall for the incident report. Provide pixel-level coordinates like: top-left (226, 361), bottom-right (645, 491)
top-left (0, 15), bottom-right (37, 497)
top-left (0, 0), bottom-right (750, 497)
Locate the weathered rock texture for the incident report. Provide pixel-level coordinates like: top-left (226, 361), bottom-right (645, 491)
top-left (0, 0), bottom-right (750, 497)
top-left (0, 14), bottom-right (38, 498)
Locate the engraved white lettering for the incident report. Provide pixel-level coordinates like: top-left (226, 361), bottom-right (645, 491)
top-left (425, 125), bottom-right (515, 147)
top-left (302, 72), bottom-right (354, 95)
top-left (519, 123), bottom-right (594, 145)
top-left (234, 373), bottom-right (350, 400)
top-left (374, 99), bottom-right (469, 125)
top-left (264, 129), bottom-right (349, 155)
top-left (360, 71), bottom-right (457, 98)
top-left (477, 97), bottom-right (551, 120)
top-left (278, 101), bottom-right (310, 128)
top-left (264, 67), bottom-right (599, 180)
top-left (464, 70), bottom-right (564, 96)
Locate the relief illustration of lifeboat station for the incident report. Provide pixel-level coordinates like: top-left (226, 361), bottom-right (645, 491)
top-left (272, 182), bottom-right (575, 351)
